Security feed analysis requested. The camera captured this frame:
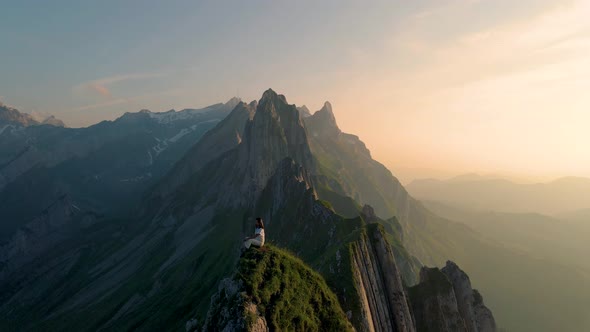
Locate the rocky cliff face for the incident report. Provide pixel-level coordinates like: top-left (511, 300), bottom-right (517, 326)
top-left (442, 261), bottom-right (497, 332)
top-left (350, 224), bottom-right (415, 332)
top-left (410, 267), bottom-right (466, 332)
top-left (153, 100), bottom-right (257, 199)
top-left (197, 278), bottom-right (268, 332)
top-left (234, 89), bottom-right (315, 206)
top-left (409, 263), bottom-right (496, 332)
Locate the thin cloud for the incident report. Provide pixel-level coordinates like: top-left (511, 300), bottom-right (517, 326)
top-left (74, 71), bottom-right (168, 99)
top-left (88, 83), bottom-right (112, 98)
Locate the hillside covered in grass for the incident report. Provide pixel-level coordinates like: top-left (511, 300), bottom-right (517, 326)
top-left (199, 245), bottom-right (353, 332)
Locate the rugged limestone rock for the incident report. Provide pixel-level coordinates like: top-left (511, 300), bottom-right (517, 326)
top-left (296, 105), bottom-right (312, 117)
top-left (235, 89), bottom-right (315, 204)
top-left (350, 224), bottom-right (415, 332)
top-left (409, 267), bottom-right (466, 332)
top-left (305, 101), bottom-right (341, 138)
top-left (361, 204), bottom-right (379, 223)
top-left (442, 261), bottom-right (497, 332)
top-left (409, 262), bottom-right (497, 332)
top-left (154, 88), bottom-right (316, 213)
top-left (199, 278), bottom-right (268, 332)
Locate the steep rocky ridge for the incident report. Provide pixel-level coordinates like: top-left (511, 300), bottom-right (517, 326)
top-left (442, 261), bottom-right (496, 332)
top-left (153, 100), bottom-right (257, 198)
top-left (304, 104), bottom-right (435, 259)
top-left (349, 223), bottom-right (415, 332)
top-left (0, 103), bottom-right (53, 127)
top-left (409, 267), bottom-right (466, 332)
top-left (304, 101), bottom-right (588, 331)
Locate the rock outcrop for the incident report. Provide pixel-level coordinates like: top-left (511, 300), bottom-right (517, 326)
top-left (305, 101), bottom-right (341, 138)
top-left (350, 223), bottom-right (415, 332)
top-left (198, 278), bottom-right (268, 332)
top-left (442, 261), bottom-right (497, 332)
top-left (409, 263), bottom-right (497, 332)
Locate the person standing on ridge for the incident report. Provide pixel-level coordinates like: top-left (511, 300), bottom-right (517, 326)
top-left (243, 217), bottom-right (265, 250)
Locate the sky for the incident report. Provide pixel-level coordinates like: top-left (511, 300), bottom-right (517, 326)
top-left (1, 0), bottom-right (589, 182)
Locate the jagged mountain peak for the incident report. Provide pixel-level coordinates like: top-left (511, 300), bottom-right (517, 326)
top-left (321, 100), bottom-right (333, 114)
top-left (41, 115), bottom-right (66, 127)
top-left (360, 204), bottom-right (378, 222)
top-left (148, 89), bottom-right (316, 212)
top-left (252, 89), bottom-right (304, 127)
top-left (228, 90), bottom-right (314, 206)
top-left (304, 100), bottom-right (341, 138)
top-left (0, 104), bottom-right (40, 127)
top-left (225, 96), bottom-right (242, 109)
top-left (316, 101), bottom-right (336, 122)
top-left (297, 105), bottom-right (312, 117)
top-left (260, 88), bottom-right (287, 105)
top-left (248, 99), bottom-right (258, 109)
top-left (0, 104), bottom-right (66, 128)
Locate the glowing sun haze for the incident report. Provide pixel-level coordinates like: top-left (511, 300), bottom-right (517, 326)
top-left (1, 0), bottom-right (588, 181)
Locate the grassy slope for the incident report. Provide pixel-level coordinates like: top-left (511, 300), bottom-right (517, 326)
top-left (238, 245), bottom-right (353, 331)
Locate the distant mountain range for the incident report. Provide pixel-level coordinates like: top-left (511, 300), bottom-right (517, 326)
top-left (0, 103), bottom-right (65, 128)
top-left (407, 174), bottom-right (590, 215)
top-left (0, 98), bottom-right (240, 240)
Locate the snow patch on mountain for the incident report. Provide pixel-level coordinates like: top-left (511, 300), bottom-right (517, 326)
top-left (148, 109), bottom-right (215, 124)
top-left (168, 128), bottom-right (191, 143)
top-left (148, 120), bottom-right (222, 160)
top-left (0, 125), bottom-right (14, 135)
top-left (120, 173), bottom-right (152, 183)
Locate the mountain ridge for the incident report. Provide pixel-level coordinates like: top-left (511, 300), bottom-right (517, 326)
top-left (0, 90), bottom-right (499, 331)
top-left (0, 103), bottom-right (65, 128)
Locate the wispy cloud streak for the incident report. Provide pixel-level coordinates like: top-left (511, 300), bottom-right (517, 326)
top-left (73, 71), bottom-right (168, 99)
